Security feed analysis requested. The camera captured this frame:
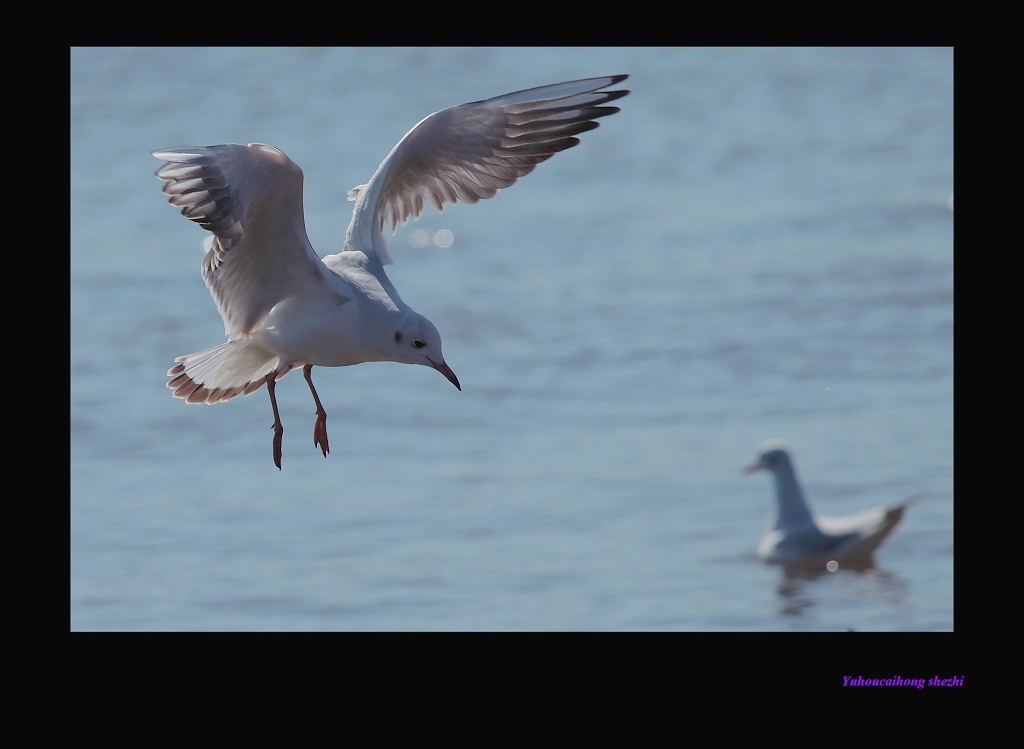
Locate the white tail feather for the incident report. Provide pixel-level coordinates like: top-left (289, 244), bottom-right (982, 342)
top-left (167, 339), bottom-right (283, 404)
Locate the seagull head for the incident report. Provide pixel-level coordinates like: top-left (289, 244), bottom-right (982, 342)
top-left (392, 311), bottom-right (461, 391)
top-left (744, 438), bottom-right (791, 474)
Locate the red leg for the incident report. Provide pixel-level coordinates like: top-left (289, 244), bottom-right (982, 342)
top-left (267, 373), bottom-right (284, 470)
top-left (304, 364), bottom-right (330, 458)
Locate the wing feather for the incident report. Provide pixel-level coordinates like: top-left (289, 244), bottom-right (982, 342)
top-left (342, 75), bottom-right (629, 264)
top-left (153, 143), bottom-right (332, 338)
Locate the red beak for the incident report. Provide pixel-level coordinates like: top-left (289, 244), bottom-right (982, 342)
top-left (743, 463), bottom-right (761, 475)
top-left (431, 359), bottom-right (461, 391)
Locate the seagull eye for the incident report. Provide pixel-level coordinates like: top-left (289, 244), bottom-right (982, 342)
top-left (413, 339), bottom-right (426, 349)
top-left (394, 331), bottom-right (402, 343)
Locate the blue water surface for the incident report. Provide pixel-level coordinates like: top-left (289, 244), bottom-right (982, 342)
top-left (71, 47), bottom-right (953, 631)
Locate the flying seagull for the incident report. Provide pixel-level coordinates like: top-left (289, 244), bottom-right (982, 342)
top-left (153, 75), bottom-right (630, 468)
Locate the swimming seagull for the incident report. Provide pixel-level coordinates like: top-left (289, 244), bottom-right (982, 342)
top-left (744, 439), bottom-right (920, 574)
top-left (153, 75), bottom-right (630, 468)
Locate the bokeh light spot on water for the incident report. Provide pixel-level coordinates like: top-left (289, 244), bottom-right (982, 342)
top-left (408, 229), bottom-right (430, 248)
top-left (826, 560), bottom-right (839, 572)
top-left (408, 228), bottom-right (453, 248)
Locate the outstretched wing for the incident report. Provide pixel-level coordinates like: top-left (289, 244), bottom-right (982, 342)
top-left (343, 75), bottom-right (630, 264)
top-left (153, 143), bottom-right (333, 339)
